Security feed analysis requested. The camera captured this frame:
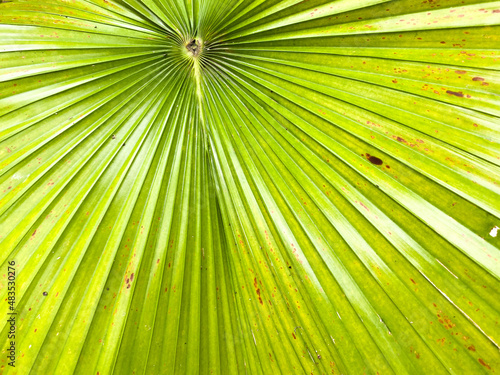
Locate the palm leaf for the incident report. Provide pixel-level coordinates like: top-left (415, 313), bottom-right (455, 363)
top-left (1, 0), bottom-right (499, 373)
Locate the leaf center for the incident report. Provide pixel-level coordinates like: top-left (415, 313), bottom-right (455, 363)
top-left (185, 38), bottom-right (203, 57)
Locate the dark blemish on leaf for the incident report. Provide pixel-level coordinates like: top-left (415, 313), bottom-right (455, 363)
top-left (292, 333), bottom-right (296, 339)
top-left (288, 266), bottom-right (292, 269)
top-left (43, 292), bottom-right (48, 296)
top-left (455, 70), bottom-right (467, 74)
top-left (472, 77), bottom-right (484, 81)
top-left (468, 345), bottom-right (476, 351)
top-left (386, 165), bottom-right (390, 169)
top-left (478, 359), bottom-right (491, 370)
top-left (122, 143), bottom-right (125, 147)
top-left (368, 156), bottom-right (383, 165)
top-left (410, 279), bottom-right (416, 284)
top-left (130, 273), bottom-right (134, 281)
top-left (256, 289), bottom-right (263, 305)
top-left (111, 134), bottom-right (116, 139)
top-left (396, 136), bottom-right (407, 143)
top-left (446, 90), bottom-right (464, 97)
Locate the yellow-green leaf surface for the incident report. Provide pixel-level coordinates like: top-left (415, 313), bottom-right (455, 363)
top-left (1, 0), bottom-right (499, 374)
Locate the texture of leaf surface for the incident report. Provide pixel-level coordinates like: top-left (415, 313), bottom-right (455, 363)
top-left (1, 0), bottom-right (500, 374)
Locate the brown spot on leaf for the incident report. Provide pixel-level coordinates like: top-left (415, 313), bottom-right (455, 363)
top-left (478, 359), bottom-right (491, 369)
top-left (256, 289), bottom-right (263, 305)
top-left (368, 156), bottom-right (383, 165)
top-left (468, 345), bottom-right (476, 351)
top-left (455, 70), bottom-right (467, 74)
top-left (446, 90), bottom-right (464, 97)
top-left (472, 77), bottom-right (485, 81)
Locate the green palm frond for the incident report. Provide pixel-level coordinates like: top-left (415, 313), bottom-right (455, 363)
top-left (1, 0), bottom-right (499, 373)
